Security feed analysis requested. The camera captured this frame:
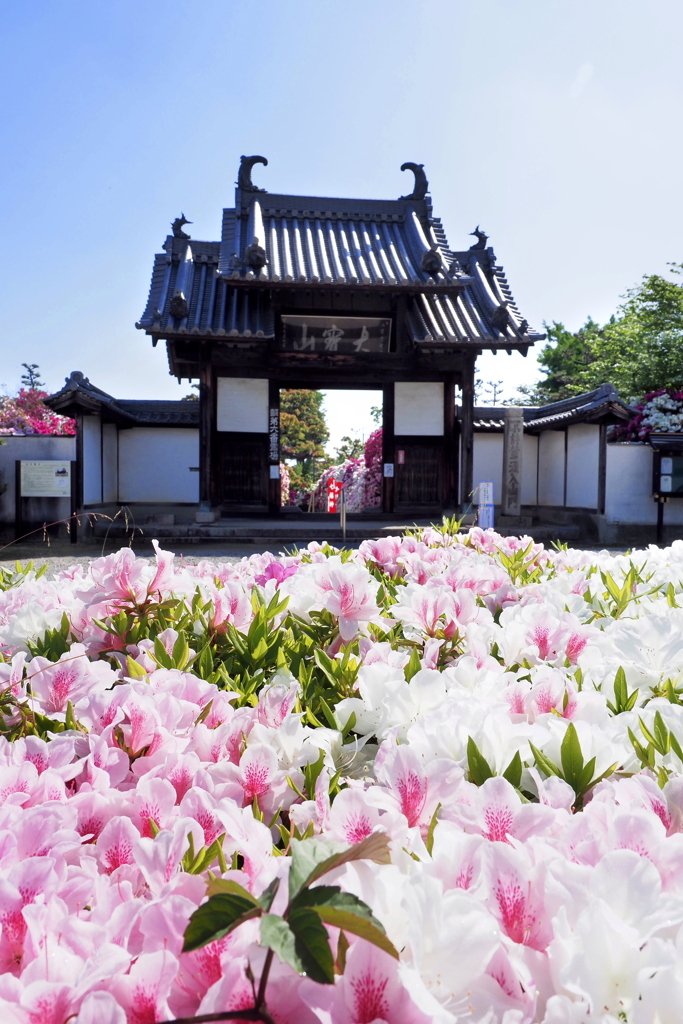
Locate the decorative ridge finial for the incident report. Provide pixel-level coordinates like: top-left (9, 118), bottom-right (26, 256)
top-left (237, 155), bottom-right (268, 193)
top-left (399, 162), bottom-right (428, 200)
top-left (172, 214), bottom-right (192, 239)
top-left (469, 225), bottom-right (488, 250)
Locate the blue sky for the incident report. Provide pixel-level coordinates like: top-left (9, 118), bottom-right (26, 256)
top-left (2, 1), bottom-right (683, 446)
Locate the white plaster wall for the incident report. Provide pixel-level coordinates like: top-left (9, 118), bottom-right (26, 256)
top-left (0, 435), bottom-right (76, 523)
top-left (395, 382), bottom-right (444, 435)
top-left (566, 424), bottom-right (600, 509)
top-left (217, 378), bottom-right (268, 432)
top-left (473, 434), bottom-right (503, 505)
top-left (538, 431), bottom-right (566, 506)
top-left (82, 414), bottom-right (102, 506)
top-left (102, 423), bottom-right (118, 503)
top-left (522, 434), bottom-right (538, 505)
top-left (118, 429), bottom-right (199, 503)
top-left (604, 444), bottom-right (661, 524)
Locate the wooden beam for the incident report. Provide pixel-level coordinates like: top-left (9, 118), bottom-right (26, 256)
top-left (460, 358), bottom-right (475, 510)
top-left (382, 384), bottom-right (395, 513)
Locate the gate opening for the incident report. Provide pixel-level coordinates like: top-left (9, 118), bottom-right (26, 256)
top-left (279, 388), bottom-right (383, 512)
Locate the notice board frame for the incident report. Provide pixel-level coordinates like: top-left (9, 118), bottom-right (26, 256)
top-left (15, 460), bottom-right (79, 544)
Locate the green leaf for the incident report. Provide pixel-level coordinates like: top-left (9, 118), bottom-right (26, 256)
top-left (260, 914), bottom-right (302, 973)
top-left (529, 742), bottom-right (562, 779)
top-left (613, 666), bottom-right (627, 709)
top-left (125, 655), bottom-right (147, 678)
top-left (182, 894), bottom-right (262, 952)
top-left (303, 747), bottom-right (326, 800)
top-left (172, 632), bottom-right (190, 670)
top-left (560, 723), bottom-right (584, 789)
top-left (670, 730), bottom-right (683, 764)
top-left (336, 930), bottom-right (349, 973)
top-left (205, 877), bottom-right (260, 905)
top-left (153, 637), bottom-right (173, 670)
top-left (197, 644), bottom-right (214, 680)
top-left (425, 802), bottom-right (441, 856)
top-left (287, 907), bottom-right (336, 984)
top-left (654, 711), bottom-right (670, 756)
top-left (291, 886), bottom-right (399, 960)
top-left (466, 736), bottom-right (494, 786)
top-left (258, 877), bottom-right (281, 912)
top-left (502, 750), bottom-right (523, 789)
top-left (404, 647), bottom-right (422, 682)
top-left (288, 833), bottom-right (391, 900)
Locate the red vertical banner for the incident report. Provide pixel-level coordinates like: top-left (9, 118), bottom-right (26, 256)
top-left (326, 479), bottom-right (343, 512)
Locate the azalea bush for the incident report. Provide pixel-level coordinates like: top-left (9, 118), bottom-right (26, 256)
top-left (0, 388), bottom-right (76, 436)
top-left (311, 428), bottom-right (383, 511)
top-left (613, 388), bottom-right (683, 441)
top-left (6, 527), bottom-right (683, 1021)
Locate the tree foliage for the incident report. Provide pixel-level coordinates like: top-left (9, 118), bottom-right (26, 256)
top-left (522, 267), bottom-right (683, 404)
top-left (280, 389), bottom-right (330, 492)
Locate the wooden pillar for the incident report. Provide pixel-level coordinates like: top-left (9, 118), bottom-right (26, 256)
top-left (461, 357), bottom-right (475, 510)
top-left (268, 380), bottom-right (280, 513)
top-left (198, 346), bottom-right (213, 510)
top-left (597, 423), bottom-right (607, 515)
top-left (443, 373), bottom-right (457, 509)
top-left (382, 384), bottom-right (395, 513)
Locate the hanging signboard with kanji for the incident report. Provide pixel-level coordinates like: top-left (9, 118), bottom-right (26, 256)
top-left (281, 316), bottom-right (391, 354)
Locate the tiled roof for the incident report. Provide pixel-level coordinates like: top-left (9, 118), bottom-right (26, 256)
top-left (467, 385), bottom-right (634, 433)
top-left (137, 168), bottom-right (543, 351)
top-left (45, 372), bottom-right (198, 426)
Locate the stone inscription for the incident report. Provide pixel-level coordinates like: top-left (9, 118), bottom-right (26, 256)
top-left (502, 408), bottom-right (523, 516)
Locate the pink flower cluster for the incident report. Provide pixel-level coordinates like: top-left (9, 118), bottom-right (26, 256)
top-left (0, 390), bottom-right (76, 436)
top-left (312, 428), bottom-right (383, 512)
top-left (3, 531), bottom-right (683, 1021)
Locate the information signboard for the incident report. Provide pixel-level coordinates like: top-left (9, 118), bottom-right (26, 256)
top-left (20, 461), bottom-right (71, 497)
top-left (660, 456), bottom-right (683, 495)
top-left (477, 481), bottom-right (495, 529)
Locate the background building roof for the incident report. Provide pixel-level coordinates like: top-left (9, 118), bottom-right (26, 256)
top-left (467, 384), bottom-right (634, 432)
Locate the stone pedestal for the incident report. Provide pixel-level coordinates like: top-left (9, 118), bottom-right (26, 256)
top-left (501, 407), bottom-right (524, 517)
top-left (195, 510), bottom-right (217, 524)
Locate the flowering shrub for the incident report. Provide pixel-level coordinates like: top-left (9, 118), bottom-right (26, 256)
top-left (0, 388), bottom-right (76, 435)
top-left (614, 388), bottom-right (683, 441)
top-left (312, 429), bottom-right (383, 511)
top-left (6, 528), bottom-right (683, 1021)
top-left (279, 462), bottom-right (291, 505)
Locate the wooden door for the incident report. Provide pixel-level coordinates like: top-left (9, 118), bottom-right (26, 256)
top-left (394, 440), bottom-right (443, 510)
top-left (214, 434), bottom-right (269, 508)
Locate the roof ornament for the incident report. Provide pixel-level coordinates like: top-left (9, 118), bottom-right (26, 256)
top-left (171, 214), bottom-right (192, 239)
top-left (245, 236), bottom-right (267, 269)
top-left (420, 245), bottom-right (443, 277)
top-left (469, 225), bottom-right (488, 249)
top-left (65, 370), bottom-right (89, 391)
top-left (237, 155), bottom-right (268, 193)
top-left (399, 162), bottom-right (429, 200)
top-left (170, 292), bottom-right (189, 319)
top-left (490, 302), bottom-right (509, 331)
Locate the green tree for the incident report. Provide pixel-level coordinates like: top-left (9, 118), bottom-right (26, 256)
top-left (522, 267), bottom-right (683, 404)
top-left (577, 270), bottom-right (683, 401)
top-left (517, 318), bottom-right (603, 404)
top-left (280, 389), bottom-right (330, 491)
top-left (20, 363), bottom-right (44, 391)
top-left (334, 435), bottom-right (365, 461)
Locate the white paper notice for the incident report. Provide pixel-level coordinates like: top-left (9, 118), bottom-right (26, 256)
top-left (20, 461), bottom-right (71, 497)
